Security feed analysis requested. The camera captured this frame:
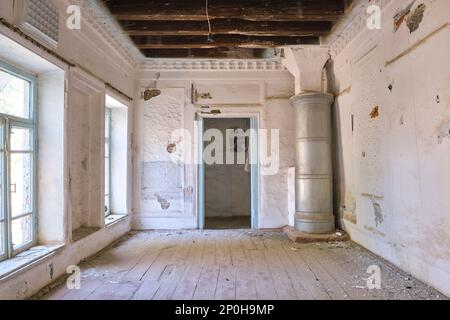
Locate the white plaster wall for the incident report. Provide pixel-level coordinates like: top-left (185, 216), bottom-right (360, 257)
top-left (133, 69), bottom-right (295, 229)
top-left (330, 0), bottom-right (450, 297)
top-left (37, 71), bottom-right (65, 244)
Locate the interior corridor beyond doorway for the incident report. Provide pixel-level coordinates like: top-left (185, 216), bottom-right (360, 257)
top-left (203, 118), bottom-right (251, 230)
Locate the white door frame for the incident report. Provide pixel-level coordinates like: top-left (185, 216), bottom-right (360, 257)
top-left (197, 112), bottom-right (261, 229)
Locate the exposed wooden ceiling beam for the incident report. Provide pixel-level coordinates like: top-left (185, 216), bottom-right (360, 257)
top-left (106, 0), bottom-right (345, 22)
top-left (103, 0), bottom-right (352, 58)
top-left (131, 35), bottom-right (318, 49)
top-left (122, 20), bottom-right (332, 37)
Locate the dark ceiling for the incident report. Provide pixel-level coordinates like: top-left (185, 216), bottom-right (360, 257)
top-left (103, 0), bottom-right (353, 58)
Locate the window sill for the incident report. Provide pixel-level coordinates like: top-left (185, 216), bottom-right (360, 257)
top-left (105, 214), bottom-right (127, 227)
top-left (0, 244), bottom-right (64, 284)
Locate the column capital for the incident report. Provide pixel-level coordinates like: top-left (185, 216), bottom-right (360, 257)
top-left (282, 46), bottom-right (330, 95)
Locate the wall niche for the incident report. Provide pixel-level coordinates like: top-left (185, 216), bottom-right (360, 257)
top-left (67, 68), bottom-right (105, 242)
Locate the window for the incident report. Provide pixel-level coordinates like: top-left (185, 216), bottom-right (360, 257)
top-left (0, 63), bottom-right (37, 262)
top-left (104, 107), bottom-right (111, 217)
top-left (104, 94), bottom-right (128, 224)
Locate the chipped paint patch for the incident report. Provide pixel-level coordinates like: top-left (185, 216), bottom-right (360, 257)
top-left (373, 202), bottom-right (384, 227)
top-left (407, 4), bottom-right (426, 33)
top-left (49, 263), bottom-right (54, 280)
top-left (155, 193), bottom-right (170, 210)
top-left (370, 106), bottom-right (380, 119)
top-left (437, 120), bottom-right (450, 144)
top-left (166, 143), bottom-right (176, 153)
top-left (393, 1), bottom-right (416, 32)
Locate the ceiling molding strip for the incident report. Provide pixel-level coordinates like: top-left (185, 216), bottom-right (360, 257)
top-left (140, 59), bottom-right (285, 71)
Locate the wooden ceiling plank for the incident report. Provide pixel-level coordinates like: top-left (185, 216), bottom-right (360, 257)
top-left (122, 20), bottom-right (332, 37)
top-left (107, 0), bottom-right (345, 22)
top-left (131, 35), bottom-right (318, 48)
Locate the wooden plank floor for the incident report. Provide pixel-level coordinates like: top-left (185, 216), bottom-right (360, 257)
top-left (37, 230), bottom-right (445, 300)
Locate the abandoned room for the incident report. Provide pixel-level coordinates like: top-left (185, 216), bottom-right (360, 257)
top-left (0, 0), bottom-right (448, 302)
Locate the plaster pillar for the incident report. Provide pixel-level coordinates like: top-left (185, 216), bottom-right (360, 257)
top-left (283, 47), bottom-right (335, 234)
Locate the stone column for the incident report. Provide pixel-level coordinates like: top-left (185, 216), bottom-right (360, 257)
top-left (283, 46), bottom-right (335, 234)
top-left (291, 93), bottom-right (334, 233)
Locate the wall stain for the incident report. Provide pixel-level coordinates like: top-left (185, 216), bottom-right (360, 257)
top-left (155, 193), bottom-right (170, 210)
top-left (81, 158), bottom-right (87, 171)
top-left (364, 225), bottom-right (386, 237)
top-left (373, 202), bottom-right (384, 227)
top-left (49, 263), bottom-right (54, 280)
top-left (437, 120), bottom-right (450, 144)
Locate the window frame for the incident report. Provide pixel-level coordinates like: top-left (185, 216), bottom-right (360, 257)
top-left (104, 107), bottom-right (112, 217)
top-left (0, 61), bottom-right (38, 262)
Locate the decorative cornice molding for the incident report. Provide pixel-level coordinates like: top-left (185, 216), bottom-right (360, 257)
top-left (140, 59), bottom-right (286, 71)
top-left (66, 0), bottom-right (142, 68)
top-left (323, 0), bottom-right (393, 57)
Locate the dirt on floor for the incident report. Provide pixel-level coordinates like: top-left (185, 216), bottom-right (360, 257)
top-left (32, 230), bottom-right (446, 300)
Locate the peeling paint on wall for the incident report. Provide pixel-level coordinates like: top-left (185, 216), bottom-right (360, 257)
top-left (373, 202), bottom-right (384, 227)
top-left (393, 1), bottom-right (416, 32)
top-left (437, 120), bottom-right (450, 144)
top-left (155, 193), bottom-right (170, 210)
top-left (370, 106), bottom-right (380, 119)
top-left (406, 4), bottom-right (426, 33)
top-left (166, 143), bottom-right (176, 153)
top-left (49, 263), bottom-right (54, 279)
top-left (393, 1), bottom-right (426, 34)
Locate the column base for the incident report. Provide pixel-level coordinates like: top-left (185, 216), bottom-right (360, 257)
top-left (294, 212), bottom-right (335, 234)
top-left (283, 226), bottom-right (349, 243)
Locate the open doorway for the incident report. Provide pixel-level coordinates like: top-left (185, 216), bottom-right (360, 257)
top-left (203, 118), bottom-right (251, 229)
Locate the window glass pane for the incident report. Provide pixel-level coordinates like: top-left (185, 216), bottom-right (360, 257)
top-left (105, 110), bottom-right (111, 138)
top-left (10, 127), bottom-right (33, 151)
top-left (105, 109), bottom-right (111, 216)
top-left (0, 69), bottom-right (31, 119)
top-left (105, 158), bottom-right (110, 195)
top-left (105, 139), bottom-right (110, 158)
top-left (104, 194), bottom-right (110, 216)
top-left (10, 153), bottom-right (33, 218)
top-left (12, 214), bottom-right (32, 249)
